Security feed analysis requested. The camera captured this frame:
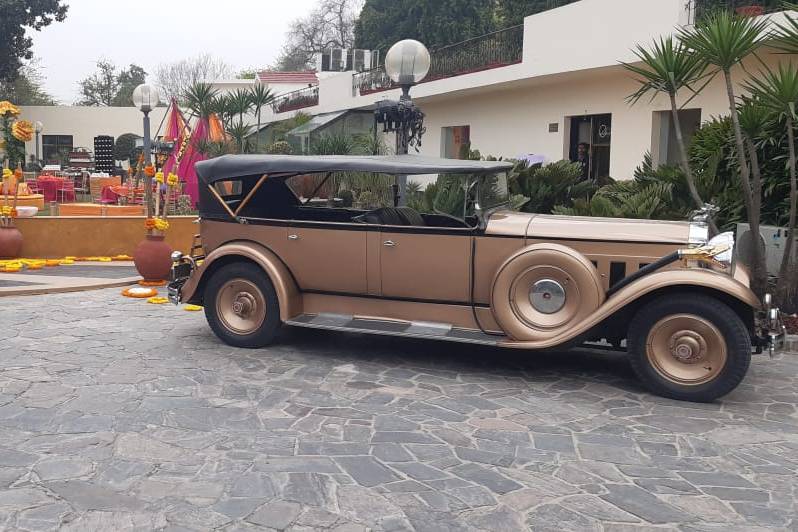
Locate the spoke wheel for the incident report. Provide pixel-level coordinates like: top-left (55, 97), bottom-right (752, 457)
top-left (646, 314), bottom-right (727, 386)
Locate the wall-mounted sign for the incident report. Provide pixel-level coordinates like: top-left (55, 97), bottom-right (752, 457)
top-left (548, 123), bottom-right (559, 133)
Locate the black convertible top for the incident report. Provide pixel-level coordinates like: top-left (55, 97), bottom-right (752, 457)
top-left (195, 154), bottom-right (513, 183)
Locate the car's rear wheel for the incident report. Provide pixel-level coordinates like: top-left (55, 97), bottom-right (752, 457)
top-left (627, 294), bottom-right (751, 402)
top-left (204, 262), bottom-right (280, 348)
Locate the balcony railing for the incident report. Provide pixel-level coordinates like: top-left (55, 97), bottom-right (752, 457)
top-left (353, 24), bottom-right (524, 97)
top-left (692, 0), bottom-right (787, 21)
top-left (270, 85), bottom-right (319, 114)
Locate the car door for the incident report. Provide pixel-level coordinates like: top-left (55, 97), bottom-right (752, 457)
top-left (283, 222), bottom-right (369, 295)
top-left (379, 226), bottom-right (473, 304)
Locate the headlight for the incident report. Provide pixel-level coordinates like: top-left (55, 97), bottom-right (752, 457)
top-left (688, 221), bottom-right (709, 246)
top-left (707, 231), bottom-right (734, 267)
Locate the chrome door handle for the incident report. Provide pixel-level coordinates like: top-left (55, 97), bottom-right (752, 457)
top-left (383, 240), bottom-right (396, 247)
top-left (288, 234), bottom-right (299, 240)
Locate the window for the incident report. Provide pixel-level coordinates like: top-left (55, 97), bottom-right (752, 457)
top-left (567, 114), bottom-right (611, 181)
top-left (651, 109), bottom-right (702, 167)
top-left (441, 126), bottom-right (471, 159)
top-left (42, 135), bottom-right (73, 165)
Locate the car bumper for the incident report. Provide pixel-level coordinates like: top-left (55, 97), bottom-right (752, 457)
top-left (168, 260), bottom-right (195, 305)
top-left (755, 293), bottom-right (787, 357)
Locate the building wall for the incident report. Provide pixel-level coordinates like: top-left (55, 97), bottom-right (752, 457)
top-left (18, 106), bottom-right (168, 161)
top-left (413, 52), bottom-right (780, 181)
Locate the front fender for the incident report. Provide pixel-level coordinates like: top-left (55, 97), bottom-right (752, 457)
top-left (500, 268), bottom-right (760, 349)
top-left (182, 240), bottom-right (301, 321)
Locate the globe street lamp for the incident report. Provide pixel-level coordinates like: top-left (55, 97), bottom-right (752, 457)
top-left (132, 84), bottom-right (160, 217)
top-left (132, 84), bottom-right (160, 166)
top-left (378, 39), bottom-right (430, 206)
top-left (34, 121), bottom-right (43, 166)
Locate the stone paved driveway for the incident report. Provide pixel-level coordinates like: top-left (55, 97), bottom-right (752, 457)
top-left (0, 288), bottom-right (796, 531)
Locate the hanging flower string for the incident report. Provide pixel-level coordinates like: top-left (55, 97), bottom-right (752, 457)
top-left (144, 171), bottom-right (178, 235)
top-left (1, 166), bottom-right (19, 228)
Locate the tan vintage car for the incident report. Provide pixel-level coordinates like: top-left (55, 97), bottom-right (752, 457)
top-left (169, 154), bottom-right (786, 402)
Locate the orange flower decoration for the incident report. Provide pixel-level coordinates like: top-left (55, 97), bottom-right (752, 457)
top-left (144, 218), bottom-right (156, 230)
top-left (138, 279), bottom-right (166, 287)
top-left (121, 286), bottom-right (158, 298)
top-left (144, 165), bottom-right (156, 177)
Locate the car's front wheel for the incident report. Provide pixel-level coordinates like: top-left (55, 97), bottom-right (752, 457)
top-left (627, 294), bottom-right (751, 402)
top-left (203, 262), bottom-right (280, 348)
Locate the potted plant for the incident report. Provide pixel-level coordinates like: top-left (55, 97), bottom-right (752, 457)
top-left (133, 166), bottom-right (177, 280)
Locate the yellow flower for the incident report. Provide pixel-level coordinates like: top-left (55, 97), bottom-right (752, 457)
top-left (183, 304), bottom-right (203, 311)
top-left (11, 120), bottom-right (34, 142)
top-left (154, 171), bottom-right (164, 184)
top-left (0, 101), bottom-right (20, 116)
top-left (166, 173), bottom-right (178, 187)
top-left (2, 168), bottom-right (12, 181)
top-left (147, 296), bottom-right (169, 304)
top-left (153, 218), bottom-right (169, 231)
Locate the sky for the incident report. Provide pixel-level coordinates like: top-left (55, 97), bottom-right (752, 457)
top-left (31, 0), bottom-right (318, 104)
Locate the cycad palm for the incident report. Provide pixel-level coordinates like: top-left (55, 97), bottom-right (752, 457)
top-left (230, 88), bottom-right (252, 124)
top-left (622, 36), bottom-right (710, 223)
top-left (678, 9), bottom-right (768, 295)
top-left (184, 82), bottom-right (218, 118)
top-left (249, 84), bottom-right (274, 153)
top-left (745, 63), bottom-right (798, 304)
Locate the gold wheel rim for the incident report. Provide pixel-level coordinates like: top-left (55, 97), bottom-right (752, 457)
top-left (646, 314), bottom-right (727, 385)
top-left (216, 278), bottom-right (266, 335)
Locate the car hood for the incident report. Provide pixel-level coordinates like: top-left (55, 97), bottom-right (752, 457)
top-left (486, 211), bottom-right (691, 244)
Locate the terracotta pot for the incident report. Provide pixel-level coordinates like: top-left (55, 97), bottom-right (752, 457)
top-left (0, 226), bottom-right (23, 259)
top-left (133, 234), bottom-right (172, 281)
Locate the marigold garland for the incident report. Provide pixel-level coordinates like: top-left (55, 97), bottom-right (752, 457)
top-left (183, 304), bottom-right (203, 311)
top-left (144, 165), bottom-right (156, 177)
top-left (154, 171), bottom-right (164, 184)
top-left (0, 101), bottom-right (20, 116)
top-left (11, 120), bottom-right (34, 142)
top-left (121, 286), bottom-right (158, 298)
top-left (138, 279), bottom-right (166, 287)
top-left (147, 296), bottom-right (169, 304)
top-left (166, 173), bottom-right (179, 187)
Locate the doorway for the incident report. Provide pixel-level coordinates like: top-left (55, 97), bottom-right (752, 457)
top-left (568, 114), bottom-right (611, 181)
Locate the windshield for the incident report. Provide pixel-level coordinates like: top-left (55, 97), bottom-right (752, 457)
top-left (429, 171), bottom-right (509, 220)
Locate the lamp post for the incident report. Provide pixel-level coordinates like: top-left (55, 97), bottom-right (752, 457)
top-left (132, 83), bottom-right (160, 217)
top-left (380, 39), bottom-right (430, 206)
top-left (34, 121), bottom-right (43, 166)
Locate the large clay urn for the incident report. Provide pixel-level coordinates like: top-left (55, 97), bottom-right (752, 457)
top-left (0, 226), bottom-right (23, 259)
top-left (133, 233), bottom-right (172, 281)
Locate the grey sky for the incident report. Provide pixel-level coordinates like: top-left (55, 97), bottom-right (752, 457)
top-left (32, 0), bottom-right (318, 104)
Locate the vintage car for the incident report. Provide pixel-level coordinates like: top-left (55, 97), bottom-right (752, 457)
top-left (169, 154), bottom-right (785, 402)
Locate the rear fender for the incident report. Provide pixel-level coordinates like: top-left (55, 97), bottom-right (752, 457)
top-left (182, 240), bottom-right (301, 321)
top-left (501, 268), bottom-right (760, 349)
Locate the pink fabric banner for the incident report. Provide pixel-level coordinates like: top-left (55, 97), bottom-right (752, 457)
top-left (176, 117), bottom-right (209, 207)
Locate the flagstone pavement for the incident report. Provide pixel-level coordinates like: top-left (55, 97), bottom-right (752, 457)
top-left (0, 288), bottom-right (796, 531)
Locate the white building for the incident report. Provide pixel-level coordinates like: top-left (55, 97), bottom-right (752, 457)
top-left (17, 105), bottom-right (168, 166)
top-left (256, 0), bottom-right (791, 180)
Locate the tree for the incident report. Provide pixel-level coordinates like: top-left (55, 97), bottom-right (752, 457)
top-left (229, 88), bottom-right (252, 123)
top-left (274, 0), bottom-right (361, 71)
top-left (0, 0), bottom-right (68, 83)
top-left (249, 84), bottom-right (274, 152)
top-left (156, 54), bottom-right (233, 102)
top-left (184, 82), bottom-right (218, 118)
top-left (78, 60), bottom-right (147, 106)
top-left (78, 60), bottom-right (118, 106)
top-left (113, 133), bottom-right (141, 165)
top-left (678, 11), bottom-right (769, 295)
top-left (0, 61), bottom-right (57, 105)
top-left (112, 64), bottom-right (147, 106)
top-left (621, 37), bottom-right (716, 232)
top-left (354, 0), bottom-right (495, 53)
top-left (745, 64), bottom-right (798, 306)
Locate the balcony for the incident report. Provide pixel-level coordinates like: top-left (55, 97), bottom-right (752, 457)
top-left (353, 24), bottom-right (524, 96)
top-left (692, 0), bottom-right (786, 21)
top-left (270, 86), bottom-right (319, 114)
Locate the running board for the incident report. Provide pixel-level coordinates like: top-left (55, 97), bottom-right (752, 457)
top-left (285, 313), bottom-right (504, 346)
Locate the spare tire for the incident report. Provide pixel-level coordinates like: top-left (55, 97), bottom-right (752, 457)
top-left (491, 243), bottom-right (605, 341)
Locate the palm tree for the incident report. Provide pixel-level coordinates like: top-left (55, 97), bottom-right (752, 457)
top-left (678, 10), bottom-right (768, 295)
top-left (745, 63), bottom-right (798, 306)
top-left (210, 94), bottom-right (232, 129)
top-left (230, 88), bottom-right (252, 124)
top-left (184, 82), bottom-right (218, 118)
top-left (249, 84), bottom-right (274, 153)
top-left (622, 36), bottom-right (712, 229)
top-left (227, 121), bottom-right (252, 154)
